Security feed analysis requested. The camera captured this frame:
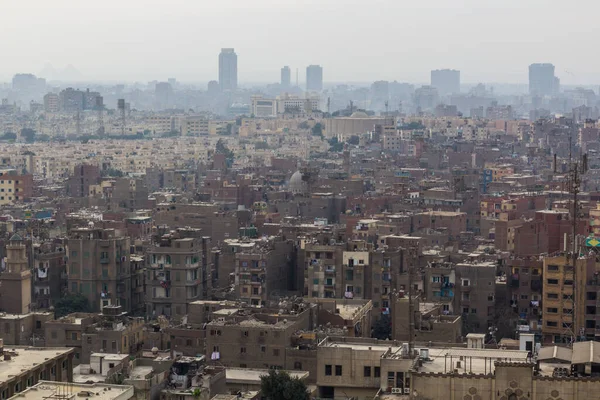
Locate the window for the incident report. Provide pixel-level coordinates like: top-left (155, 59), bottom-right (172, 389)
top-left (240, 347), bottom-right (246, 354)
top-left (294, 361), bottom-right (302, 370)
top-left (547, 308), bottom-right (558, 313)
top-left (520, 294), bottom-right (528, 300)
top-left (547, 293), bottom-right (558, 299)
top-left (432, 276), bottom-right (440, 283)
top-left (462, 279), bottom-right (470, 286)
top-left (273, 349), bottom-right (280, 356)
top-left (374, 367), bottom-right (381, 378)
top-left (243, 330), bottom-right (249, 337)
top-left (335, 365), bottom-right (342, 376)
top-left (564, 280), bottom-right (573, 285)
top-left (313, 279), bottom-right (319, 285)
top-left (71, 332), bottom-right (77, 340)
top-left (364, 366), bottom-right (371, 377)
top-left (462, 307), bottom-right (469, 314)
top-left (547, 279), bottom-right (559, 285)
top-left (325, 365), bottom-right (332, 376)
top-left (471, 308), bottom-right (477, 314)
top-left (547, 264), bottom-right (559, 271)
top-left (261, 346), bottom-right (266, 352)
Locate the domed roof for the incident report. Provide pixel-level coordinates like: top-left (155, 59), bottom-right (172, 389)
top-left (289, 171), bottom-right (308, 195)
top-left (350, 111), bottom-right (369, 118)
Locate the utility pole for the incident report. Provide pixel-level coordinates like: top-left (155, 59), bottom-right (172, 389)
top-left (407, 246), bottom-right (417, 356)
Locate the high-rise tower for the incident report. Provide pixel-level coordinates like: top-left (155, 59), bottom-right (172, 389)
top-left (219, 48), bottom-right (238, 92)
top-left (281, 66), bottom-right (291, 88)
top-left (306, 65), bottom-right (323, 92)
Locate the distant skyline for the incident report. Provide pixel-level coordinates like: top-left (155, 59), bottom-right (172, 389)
top-left (3, 0), bottom-right (600, 85)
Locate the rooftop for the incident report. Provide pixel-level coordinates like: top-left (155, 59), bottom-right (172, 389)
top-left (9, 381), bottom-right (134, 400)
top-left (416, 347), bottom-right (530, 375)
top-left (0, 348), bottom-right (74, 384)
top-left (225, 368), bottom-right (308, 384)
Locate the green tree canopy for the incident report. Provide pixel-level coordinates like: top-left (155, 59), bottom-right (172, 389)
top-left (311, 122), bottom-right (323, 137)
top-left (21, 128), bottom-right (36, 143)
top-left (54, 293), bottom-right (91, 318)
top-left (372, 314), bottom-right (391, 340)
top-left (260, 370), bottom-right (309, 400)
top-left (347, 135), bottom-right (360, 145)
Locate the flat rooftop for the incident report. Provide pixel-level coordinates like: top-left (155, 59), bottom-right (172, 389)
top-left (0, 348), bottom-right (74, 383)
top-left (320, 340), bottom-right (402, 354)
top-left (417, 347), bottom-right (530, 375)
top-left (225, 368), bottom-right (308, 384)
top-left (9, 381), bottom-right (134, 400)
top-left (336, 304), bottom-right (366, 320)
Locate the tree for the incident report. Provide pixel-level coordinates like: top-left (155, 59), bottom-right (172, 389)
top-left (311, 122), bottom-right (323, 137)
top-left (347, 135), bottom-right (360, 145)
top-left (54, 293), bottom-right (91, 318)
top-left (372, 314), bottom-right (391, 340)
top-left (298, 121), bottom-right (310, 130)
top-left (260, 370), bottom-right (309, 400)
top-left (328, 137), bottom-right (344, 152)
top-left (21, 128), bottom-right (36, 143)
top-left (216, 139), bottom-right (235, 168)
top-left (1, 132), bottom-right (16, 141)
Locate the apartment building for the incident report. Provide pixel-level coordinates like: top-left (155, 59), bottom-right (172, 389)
top-left (0, 341), bottom-right (75, 399)
top-left (66, 228), bottom-right (132, 312)
top-left (542, 255), bottom-right (590, 344)
top-left (0, 169), bottom-right (33, 205)
top-left (0, 312), bottom-right (53, 345)
top-left (146, 232), bottom-right (210, 320)
top-left (204, 304), bottom-right (317, 371)
top-left (234, 237), bottom-right (294, 305)
top-left (32, 241), bottom-right (66, 310)
top-left (68, 164), bottom-right (101, 198)
top-left (390, 293), bottom-right (462, 343)
top-left (181, 116), bottom-right (209, 136)
top-left (45, 306), bottom-right (144, 365)
top-left (454, 261), bottom-right (497, 333)
top-left (316, 337), bottom-right (414, 399)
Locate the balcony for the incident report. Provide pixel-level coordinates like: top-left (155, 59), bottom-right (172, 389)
top-left (460, 285), bottom-right (471, 292)
top-left (325, 268), bottom-right (336, 275)
top-left (100, 257), bottom-right (110, 264)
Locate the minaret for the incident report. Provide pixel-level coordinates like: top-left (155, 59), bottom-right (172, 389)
top-left (0, 234), bottom-right (31, 314)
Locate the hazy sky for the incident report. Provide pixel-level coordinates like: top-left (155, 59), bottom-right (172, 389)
top-left (2, 0), bottom-right (599, 85)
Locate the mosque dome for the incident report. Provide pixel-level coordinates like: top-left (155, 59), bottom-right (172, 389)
top-left (289, 171), bottom-right (308, 195)
top-left (350, 111), bottom-right (369, 118)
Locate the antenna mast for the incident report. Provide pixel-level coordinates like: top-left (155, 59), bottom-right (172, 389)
top-left (562, 151), bottom-right (588, 343)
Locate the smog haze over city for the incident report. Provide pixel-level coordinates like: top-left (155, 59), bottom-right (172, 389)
top-left (3, 2), bottom-right (600, 400)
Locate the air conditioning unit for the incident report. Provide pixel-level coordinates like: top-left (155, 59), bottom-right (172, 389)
top-left (404, 388), bottom-right (411, 394)
top-left (391, 388), bottom-right (402, 394)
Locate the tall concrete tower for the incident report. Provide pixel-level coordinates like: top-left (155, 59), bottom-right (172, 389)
top-left (219, 48), bottom-right (238, 92)
top-left (0, 234), bottom-right (31, 314)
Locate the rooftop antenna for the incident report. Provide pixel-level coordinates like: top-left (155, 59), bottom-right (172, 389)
top-left (385, 100), bottom-right (389, 115)
top-left (563, 150), bottom-right (588, 344)
top-left (349, 100), bottom-right (354, 114)
top-left (327, 97), bottom-right (331, 114)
